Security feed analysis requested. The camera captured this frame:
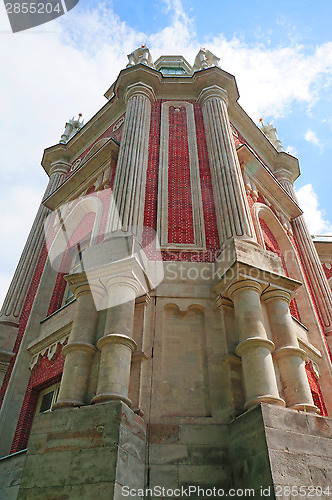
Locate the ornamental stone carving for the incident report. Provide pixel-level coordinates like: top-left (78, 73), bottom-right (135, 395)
top-left (126, 45), bottom-right (155, 69)
top-left (193, 48), bottom-right (220, 71)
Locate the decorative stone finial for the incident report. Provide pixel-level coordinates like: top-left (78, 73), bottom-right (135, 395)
top-left (259, 119), bottom-right (283, 152)
top-left (59, 114), bottom-right (84, 144)
top-left (193, 48), bottom-right (220, 72)
top-left (126, 45), bottom-right (155, 69)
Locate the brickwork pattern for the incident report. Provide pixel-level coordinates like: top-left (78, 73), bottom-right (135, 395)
top-left (322, 263), bottom-right (332, 281)
top-left (11, 346), bottom-right (64, 453)
top-left (168, 106), bottom-right (194, 244)
top-left (305, 362), bottom-right (328, 417)
top-left (143, 100), bottom-right (219, 262)
top-left (66, 115), bottom-right (124, 179)
top-left (47, 212), bottom-right (96, 315)
top-left (0, 244), bottom-right (49, 408)
top-left (259, 218), bottom-right (301, 322)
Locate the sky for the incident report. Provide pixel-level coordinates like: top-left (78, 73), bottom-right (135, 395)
top-left (0, 0), bottom-right (332, 306)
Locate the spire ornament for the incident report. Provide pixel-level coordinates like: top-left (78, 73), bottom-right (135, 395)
top-left (193, 48), bottom-right (220, 71)
top-left (59, 114), bottom-right (84, 144)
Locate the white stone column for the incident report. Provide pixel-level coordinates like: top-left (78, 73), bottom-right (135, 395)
top-left (262, 289), bottom-right (318, 413)
top-left (107, 82), bottom-right (155, 241)
top-left (228, 280), bottom-right (285, 410)
top-left (275, 168), bottom-right (332, 343)
top-left (198, 86), bottom-right (256, 245)
top-left (54, 281), bottom-right (102, 409)
top-left (0, 160), bottom-right (70, 327)
top-left (92, 279), bottom-right (138, 406)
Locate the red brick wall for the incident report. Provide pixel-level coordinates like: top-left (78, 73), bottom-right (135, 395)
top-left (305, 362), bottom-right (328, 416)
top-left (168, 106), bottom-right (194, 245)
top-left (259, 218), bottom-right (301, 322)
top-left (322, 263), bottom-right (332, 281)
top-left (10, 346), bottom-right (65, 453)
top-left (66, 115), bottom-right (124, 179)
top-left (0, 243), bottom-right (49, 408)
top-left (47, 212), bottom-right (96, 316)
top-left (143, 100), bottom-right (219, 262)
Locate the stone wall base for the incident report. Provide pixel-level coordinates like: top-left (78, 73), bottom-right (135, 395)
top-left (2, 403), bottom-right (331, 499)
top-left (16, 401), bottom-right (146, 500)
top-left (229, 404), bottom-right (332, 499)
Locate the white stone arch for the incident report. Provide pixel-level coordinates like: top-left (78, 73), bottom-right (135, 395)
top-left (46, 195), bottom-right (103, 274)
top-left (252, 202), bottom-right (300, 279)
top-left (81, 138), bottom-right (109, 165)
top-left (252, 202), bottom-right (320, 330)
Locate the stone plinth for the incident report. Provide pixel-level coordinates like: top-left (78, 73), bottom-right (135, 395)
top-left (229, 403), bottom-right (332, 498)
top-left (17, 401), bottom-right (146, 500)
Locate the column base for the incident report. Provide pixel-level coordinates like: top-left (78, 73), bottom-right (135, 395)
top-left (91, 393), bottom-right (132, 407)
top-left (289, 403), bottom-right (319, 414)
top-left (53, 399), bottom-right (84, 410)
top-left (244, 395), bottom-right (285, 411)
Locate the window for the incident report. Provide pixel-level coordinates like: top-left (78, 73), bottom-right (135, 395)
top-left (62, 242), bottom-right (89, 305)
top-left (35, 383), bottom-right (60, 414)
top-left (160, 66), bottom-right (185, 75)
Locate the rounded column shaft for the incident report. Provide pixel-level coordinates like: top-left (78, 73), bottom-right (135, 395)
top-left (229, 280), bottom-right (285, 410)
top-left (92, 281), bottom-right (137, 405)
top-left (106, 83), bottom-right (155, 242)
top-left (54, 288), bottom-right (98, 409)
top-left (0, 161), bottom-right (70, 326)
top-left (198, 87), bottom-right (255, 245)
top-left (263, 289), bottom-right (318, 413)
top-left (275, 169), bottom-right (332, 340)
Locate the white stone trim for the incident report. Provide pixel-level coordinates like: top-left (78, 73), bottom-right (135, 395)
top-left (157, 101), bottom-right (206, 251)
top-left (28, 327), bottom-right (71, 370)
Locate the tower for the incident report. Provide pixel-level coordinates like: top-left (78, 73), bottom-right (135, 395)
top-left (0, 47), bottom-right (331, 499)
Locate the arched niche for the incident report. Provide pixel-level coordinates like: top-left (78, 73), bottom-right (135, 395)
top-left (157, 302), bottom-right (210, 417)
top-left (47, 195), bottom-right (103, 274)
top-left (81, 138), bottom-right (110, 165)
top-left (252, 202), bottom-right (319, 332)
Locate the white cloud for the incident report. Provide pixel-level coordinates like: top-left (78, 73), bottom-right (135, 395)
top-left (295, 184), bottom-right (332, 235)
top-left (286, 145), bottom-right (298, 157)
top-left (305, 129), bottom-right (320, 147)
top-left (0, 184), bottom-right (42, 306)
top-left (1, 0), bottom-right (332, 305)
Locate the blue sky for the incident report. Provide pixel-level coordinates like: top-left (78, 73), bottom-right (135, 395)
top-left (0, 0), bottom-right (332, 305)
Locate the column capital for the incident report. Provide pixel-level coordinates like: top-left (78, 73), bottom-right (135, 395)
top-left (97, 333), bottom-right (137, 352)
top-left (228, 279), bottom-right (263, 300)
top-left (125, 82), bottom-right (156, 103)
top-left (273, 346), bottom-right (307, 361)
top-left (236, 337), bottom-right (275, 357)
top-left (197, 85), bottom-right (228, 107)
top-left (104, 275), bottom-right (141, 295)
top-left (49, 160), bottom-right (71, 177)
top-left (261, 288), bottom-right (293, 305)
top-left (64, 273), bottom-right (106, 300)
top-left (62, 342), bottom-right (97, 357)
top-left (274, 167), bottom-right (294, 186)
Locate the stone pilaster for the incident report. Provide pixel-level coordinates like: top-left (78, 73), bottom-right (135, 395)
top-left (107, 82), bottom-right (155, 241)
top-left (53, 280), bottom-right (102, 409)
top-left (0, 160), bottom-right (70, 328)
top-left (228, 280), bottom-right (285, 410)
top-left (92, 279), bottom-right (139, 406)
top-left (262, 288), bottom-right (318, 413)
top-left (198, 86), bottom-right (256, 245)
top-left (275, 168), bottom-right (332, 343)
top-left (130, 294), bottom-right (150, 415)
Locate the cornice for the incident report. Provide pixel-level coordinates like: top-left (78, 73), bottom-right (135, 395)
top-left (41, 95), bottom-right (123, 176)
top-left (43, 137), bottom-right (119, 210)
top-left (229, 102), bottom-right (301, 182)
top-left (237, 144), bottom-right (302, 220)
top-left (313, 241), bottom-right (332, 263)
top-left (41, 62), bottom-right (300, 188)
